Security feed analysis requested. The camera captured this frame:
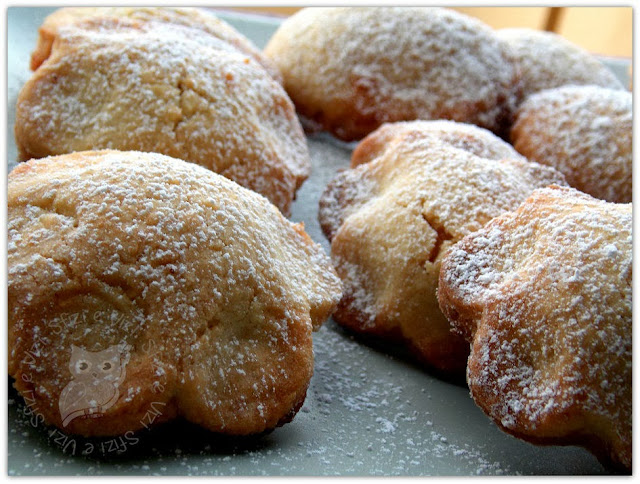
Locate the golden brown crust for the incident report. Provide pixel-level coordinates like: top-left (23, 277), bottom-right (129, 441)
top-left (438, 185), bottom-right (632, 472)
top-left (318, 121), bottom-right (566, 373)
top-left (30, 7), bottom-right (282, 82)
top-left (350, 120), bottom-right (526, 169)
top-left (511, 85), bottom-right (632, 204)
top-left (264, 7), bottom-right (520, 141)
top-left (8, 150), bottom-right (342, 437)
top-left (16, 16), bottom-right (306, 215)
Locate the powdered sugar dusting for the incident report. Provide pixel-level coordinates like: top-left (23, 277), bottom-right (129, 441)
top-left (31, 7), bottom-right (282, 81)
top-left (7, 8), bottom-right (614, 475)
top-left (439, 185), bottom-right (631, 469)
top-left (8, 150), bottom-right (341, 435)
top-left (320, 120), bottom-right (527, 241)
top-left (16, 19), bottom-right (308, 214)
top-left (319, 124), bottom-right (566, 334)
top-left (265, 7), bottom-right (519, 140)
top-left (6, 141), bottom-right (606, 476)
top-left (511, 84), bottom-right (632, 203)
top-left (351, 120), bottom-right (525, 169)
top-left (497, 28), bottom-right (624, 101)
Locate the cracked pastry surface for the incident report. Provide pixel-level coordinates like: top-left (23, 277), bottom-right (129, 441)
top-left (438, 186), bottom-right (632, 472)
top-left (8, 150), bottom-right (342, 437)
top-left (15, 16), bottom-right (306, 215)
top-left (264, 7), bottom-right (519, 141)
top-left (496, 28), bottom-right (624, 101)
top-left (30, 6), bottom-right (282, 82)
top-left (318, 120), bottom-right (566, 373)
top-left (511, 85), bottom-right (632, 203)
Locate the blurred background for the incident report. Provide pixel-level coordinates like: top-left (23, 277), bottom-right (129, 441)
top-left (231, 7), bottom-right (632, 58)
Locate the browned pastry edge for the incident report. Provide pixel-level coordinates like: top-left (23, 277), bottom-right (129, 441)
top-left (331, 295), bottom-right (470, 376)
top-left (437, 186), bottom-right (631, 472)
top-left (8, 150), bottom-right (342, 437)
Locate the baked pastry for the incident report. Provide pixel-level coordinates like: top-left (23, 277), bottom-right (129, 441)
top-left (496, 28), bottom-right (624, 101)
top-left (438, 185), bottom-right (632, 472)
top-left (30, 7), bottom-right (282, 82)
top-left (511, 85), bottom-right (632, 203)
top-left (264, 7), bottom-right (519, 141)
top-left (15, 17), bottom-right (307, 215)
top-left (8, 150), bottom-right (342, 437)
top-left (349, 120), bottom-right (526, 169)
top-left (318, 121), bottom-right (566, 372)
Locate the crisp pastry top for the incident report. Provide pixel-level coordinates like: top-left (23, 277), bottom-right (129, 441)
top-left (8, 150), bottom-right (342, 437)
top-left (438, 185), bottom-right (631, 472)
top-left (511, 85), bottom-right (632, 204)
top-left (15, 19), bottom-right (308, 215)
top-left (349, 120), bottom-right (525, 169)
top-left (264, 7), bottom-right (519, 141)
top-left (318, 121), bottom-right (566, 372)
top-left (320, 120), bottom-right (550, 241)
top-left (30, 6), bottom-right (282, 82)
top-left (496, 28), bottom-right (624, 100)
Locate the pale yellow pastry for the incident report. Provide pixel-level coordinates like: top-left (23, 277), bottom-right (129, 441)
top-left (438, 185), bottom-right (632, 472)
top-left (30, 6), bottom-right (282, 82)
top-left (264, 7), bottom-right (519, 141)
top-left (511, 85), bottom-right (632, 203)
top-left (15, 18), bottom-right (306, 215)
top-left (8, 150), bottom-right (342, 437)
top-left (496, 28), bottom-right (624, 101)
top-left (318, 121), bottom-right (565, 373)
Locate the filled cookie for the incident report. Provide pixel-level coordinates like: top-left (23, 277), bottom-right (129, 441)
top-left (30, 7), bottom-right (282, 82)
top-left (318, 121), bottom-right (566, 373)
top-left (264, 7), bottom-right (519, 141)
top-left (511, 85), bottom-right (632, 203)
top-left (496, 28), bottom-right (624, 101)
top-left (15, 16), bottom-right (307, 215)
top-left (8, 150), bottom-right (342, 437)
top-left (438, 185), bottom-right (631, 472)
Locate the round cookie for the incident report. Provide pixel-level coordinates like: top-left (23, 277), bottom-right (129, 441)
top-left (511, 85), bottom-right (632, 203)
top-left (264, 7), bottom-right (519, 141)
top-left (15, 19), bottom-right (307, 215)
top-left (496, 28), bottom-right (624, 101)
top-left (438, 185), bottom-right (631, 472)
top-left (318, 121), bottom-right (566, 373)
top-left (8, 150), bottom-right (342, 437)
top-left (30, 7), bottom-right (282, 82)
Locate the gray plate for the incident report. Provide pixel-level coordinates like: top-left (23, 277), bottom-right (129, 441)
top-left (7, 7), bottom-right (627, 476)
